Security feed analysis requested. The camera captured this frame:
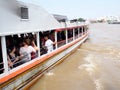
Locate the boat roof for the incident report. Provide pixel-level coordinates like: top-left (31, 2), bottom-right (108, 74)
top-left (0, 0), bottom-right (62, 36)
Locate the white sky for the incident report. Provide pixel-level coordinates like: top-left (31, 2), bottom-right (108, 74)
top-left (19, 0), bottom-right (120, 19)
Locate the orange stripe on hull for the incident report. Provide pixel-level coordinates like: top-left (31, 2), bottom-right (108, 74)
top-left (0, 33), bottom-right (88, 84)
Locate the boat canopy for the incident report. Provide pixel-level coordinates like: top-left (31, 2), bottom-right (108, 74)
top-left (0, 0), bottom-right (62, 36)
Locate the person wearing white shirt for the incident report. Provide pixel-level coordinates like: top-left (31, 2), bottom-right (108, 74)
top-left (20, 39), bottom-right (36, 63)
top-left (44, 36), bottom-right (55, 53)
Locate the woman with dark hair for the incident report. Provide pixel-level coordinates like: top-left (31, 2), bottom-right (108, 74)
top-left (7, 45), bottom-right (20, 69)
top-left (19, 39), bottom-right (36, 63)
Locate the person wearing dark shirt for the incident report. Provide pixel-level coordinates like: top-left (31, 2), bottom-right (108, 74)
top-left (7, 45), bottom-right (20, 69)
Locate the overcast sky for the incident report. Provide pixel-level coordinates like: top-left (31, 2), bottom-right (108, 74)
top-left (19, 0), bottom-right (120, 19)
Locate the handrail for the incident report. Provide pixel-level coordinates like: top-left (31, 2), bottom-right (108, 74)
top-left (0, 68), bottom-right (4, 72)
top-left (55, 25), bottom-right (88, 32)
top-left (0, 31), bottom-right (86, 75)
top-left (0, 62), bottom-right (3, 65)
top-left (57, 40), bottom-right (66, 44)
top-left (0, 31), bottom-right (89, 84)
top-left (0, 62), bottom-right (4, 74)
top-left (0, 25), bottom-right (89, 84)
top-left (57, 37), bottom-right (73, 44)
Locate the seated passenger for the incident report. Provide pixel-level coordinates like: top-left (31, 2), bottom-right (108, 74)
top-left (20, 39), bottom-right (36, 63)
top-left (7, 45), bottom-right (20, 69)
top-left (44, 36), bottom-right (55, 53)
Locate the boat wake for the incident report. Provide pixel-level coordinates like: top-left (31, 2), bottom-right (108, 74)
top-left (78, 43), bottom-right (120, 90)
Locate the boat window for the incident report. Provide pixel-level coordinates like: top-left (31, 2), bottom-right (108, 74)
top-left (40, 31), bottom-right (56, 55)
top-left (86, 26), bottom-right (88, 32)
top-left (79, 27), bottom-right (82, 36)
top-left (68, 29), bottom-right (73, 43)
top-left (57, 31), bottom-right (65, 42)
top-left (21, 7), bottom-right (29, 19)
top-left (57, 30), bottom-right (66, 48)
top-left (83, 27), bottom-right (85, 34)
top-left (5, 33), bottom-right (39, 70)
top-left (39, 32), bottom-right (46, 55)
top-left (75, 28), bottom-right (78, 39)
top-left (0, 37), bottom-right (4, 74)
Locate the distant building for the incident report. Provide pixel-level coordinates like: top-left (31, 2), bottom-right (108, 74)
top-left (97, 16), bottom-right (120, 22)
top-left (53, 14), bottom-right (68, 22)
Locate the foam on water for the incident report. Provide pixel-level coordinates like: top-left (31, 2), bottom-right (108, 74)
top-left (30, 23), bottom-right (120, 90)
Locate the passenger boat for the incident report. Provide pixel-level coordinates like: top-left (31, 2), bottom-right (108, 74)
top-left (0, 0), bottom-right (89, 89)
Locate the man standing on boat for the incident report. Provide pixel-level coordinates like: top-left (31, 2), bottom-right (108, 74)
top-left (44, 36), bottom-right (55, 53)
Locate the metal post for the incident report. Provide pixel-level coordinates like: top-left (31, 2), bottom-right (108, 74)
top-left (82, 26), bottom-right (84, 36)
top-left (86, 25), bottom-right (88, 33)
top-left (36, 32), bottom-right (40, 57)
top-left (84, 26), bottom-right (86, 34)
top-left (66, 30), bottom-right (68, 44)
top-left (78, 27), bottom-right (80, 37)
top-left (85, 26), bottom-right (87, 34)
top-left (1, 36), bottom-right (9, 74)
top-left (55, 31), bottom-right (58, 49)
top-left (73, 28), bottom-right (75, 40)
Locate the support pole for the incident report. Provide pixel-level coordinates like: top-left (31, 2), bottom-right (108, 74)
top-left (78, 27), bottom-right (80, 37)
top-left (73, 28), bottom-right (75, 40)
top-left (55, 31), bottom-right (58, 49)
top-left (66, 30), bottom-right (68, 44)
top-left (1, 36), bottom-right (9, 74)
top-left (36, 32), bottom-right (40, 57)
top-left (82, 26), bottom-right (84, 36)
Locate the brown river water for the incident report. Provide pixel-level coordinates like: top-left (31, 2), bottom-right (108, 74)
top-left (30, 23), bottom-right (120, 90)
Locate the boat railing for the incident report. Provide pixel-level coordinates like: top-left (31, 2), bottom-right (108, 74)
top-left (68, 37), bottom-right (73, 43)
top-left (57, 40), bottom-right (66, 48)
top-left (0, 62), bottom-right (4, 74)
top-left (55, 32), bottom-right (85, 48)
top-left (57, 36), bottom-right (74, 48)
top-left (0, 25), bottom-right (89, 77)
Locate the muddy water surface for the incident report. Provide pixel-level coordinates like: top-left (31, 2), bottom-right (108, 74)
top-left (30, 23), bottom-right (120, 90)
